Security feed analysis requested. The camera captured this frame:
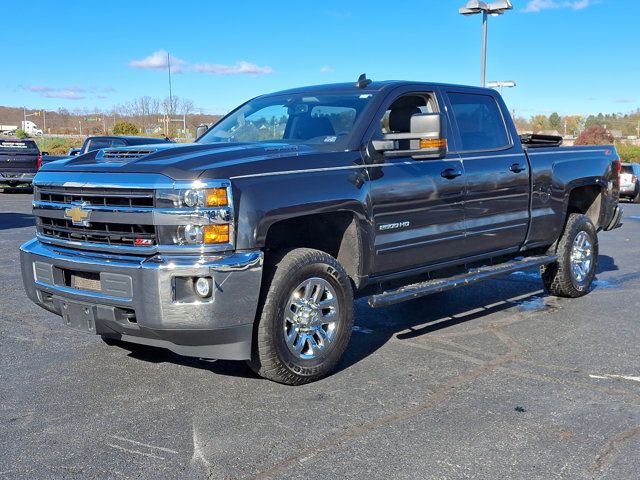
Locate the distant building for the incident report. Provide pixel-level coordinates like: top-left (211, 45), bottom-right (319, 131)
top-left (610, 130), bottom-right (624, 139)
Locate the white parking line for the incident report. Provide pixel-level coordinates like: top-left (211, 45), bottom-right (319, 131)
top-left (589, 374), bottom-right (640, 383)
top-left (108, 434), bottom-right (179, 454)
top-left (106, 443), bottom-right (165, 460)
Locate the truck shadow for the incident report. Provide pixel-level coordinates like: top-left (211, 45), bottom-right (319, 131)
top-left (114, 255), bottom-right (626, 381)
top-left (0, 212), bottom-right (35, 230)
top-left (115, 273), bottom-right (549, 381)
top-left (0, 186), bottom-right (33, 194)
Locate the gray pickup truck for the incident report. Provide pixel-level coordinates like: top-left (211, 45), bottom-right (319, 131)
top-left (20, 77), bottom-right (622, 385)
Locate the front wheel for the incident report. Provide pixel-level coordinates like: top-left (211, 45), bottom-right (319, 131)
top-left (248, 248), bottom-right (354, 385)
top-left (541, 213), bottom-right (598, 298)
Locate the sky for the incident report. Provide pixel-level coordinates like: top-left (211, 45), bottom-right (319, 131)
top-left (2, 0), bottom-right (638, 118)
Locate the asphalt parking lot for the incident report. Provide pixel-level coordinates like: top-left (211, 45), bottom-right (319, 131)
top-left (1, 189), bottom-right (639, 480)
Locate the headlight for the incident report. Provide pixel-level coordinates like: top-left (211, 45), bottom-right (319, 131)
top-left (157, 188), bottom-right (229, 208)
top-left (158, 224), bottom-right (231, 246)
top-left (178, 224), bottom-right (230, 245)
top-left (154, 182), bottom-right (233, 250)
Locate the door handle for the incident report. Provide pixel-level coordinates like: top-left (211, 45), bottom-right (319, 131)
top-left (510, 163), bottom-right (526, 173)
top-left (441, 168), bottom-right (463, 180)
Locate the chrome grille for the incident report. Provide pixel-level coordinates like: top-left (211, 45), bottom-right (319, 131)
top-left (34, 185), bottom-right (157, 250)
top-left (39, 217), bottom-right (156, 247)
top-left (38, 186), bottom-right (154, 207)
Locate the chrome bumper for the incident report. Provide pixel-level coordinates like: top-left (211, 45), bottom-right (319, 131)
top-left (0, 172), bottom-right (35, 183)
top-left (20, 239), bottom-right (263, 360)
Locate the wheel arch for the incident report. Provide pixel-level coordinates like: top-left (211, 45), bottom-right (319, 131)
top-left (261, 211), bottom-right (367, 289)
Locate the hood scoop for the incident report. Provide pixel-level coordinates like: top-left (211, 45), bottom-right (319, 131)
top-left (95, 148), bottom-right (157, 163)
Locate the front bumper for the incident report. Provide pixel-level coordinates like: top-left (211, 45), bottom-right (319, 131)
top-left (20, 239), bottom-right (263, 360)
top-left (0, 172), bottom-right (35, 183)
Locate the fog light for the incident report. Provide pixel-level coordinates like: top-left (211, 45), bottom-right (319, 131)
top-left (194, 277), bottom-right (212, 298)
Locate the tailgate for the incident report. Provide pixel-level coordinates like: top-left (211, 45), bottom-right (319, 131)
top-left (0, 140), bottom-right (39, 173)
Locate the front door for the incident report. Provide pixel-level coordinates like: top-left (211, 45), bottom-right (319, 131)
top-left (367, 90), bottom-right (466, 276)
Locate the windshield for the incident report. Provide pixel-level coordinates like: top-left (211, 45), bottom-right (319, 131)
top-left (197, 93), bottom-right (375, 150)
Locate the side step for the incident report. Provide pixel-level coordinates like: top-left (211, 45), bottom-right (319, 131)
top-left (368, 255), bottom-right (558, 308)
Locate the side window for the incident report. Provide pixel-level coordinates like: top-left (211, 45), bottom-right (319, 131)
top-left (110, 139), bottom-right (126, 148)
top-left (448, 93), bottom-right (510, 151)
top-left (380, 94), bottom-right (436, 135)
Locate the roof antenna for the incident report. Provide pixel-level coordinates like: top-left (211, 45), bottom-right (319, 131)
top-left (355, 73), bottom-right (372, 89)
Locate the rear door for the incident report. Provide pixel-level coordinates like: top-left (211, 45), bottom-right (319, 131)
top-left (0, 139), bottom-right (39, 175)
top-left (444, 89), bottom-right (530, 257)
top-left (367, 88), bottom-right (467, 275)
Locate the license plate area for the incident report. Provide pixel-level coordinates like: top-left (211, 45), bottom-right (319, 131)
top-left (65, 270), bottom-right (101, 292)
top-left (60, 300), bottom-right (96, 333)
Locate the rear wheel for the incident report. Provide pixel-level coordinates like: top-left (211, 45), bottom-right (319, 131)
top-left (541, 213), bottom-right (598, 298)
top-left (248, 248), bottom-right (353, 385)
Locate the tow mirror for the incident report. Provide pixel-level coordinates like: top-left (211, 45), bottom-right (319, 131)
top-left (372, 113), bottom-right (447, 160)
top-left (195, 124), bottom-right (208, 140)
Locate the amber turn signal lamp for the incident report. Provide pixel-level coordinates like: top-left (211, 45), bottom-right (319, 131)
top-left (203, 224), bottom-right (230, 244)
top-left (205, 188), bottom-right (228, 207)
top-left (419, 138), bottom-right (447, 149)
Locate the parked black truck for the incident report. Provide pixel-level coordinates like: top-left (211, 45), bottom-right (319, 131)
top-left (20, 78), bottom-right (622, 385)
top-left (0, 138), bottom-right (42, 186)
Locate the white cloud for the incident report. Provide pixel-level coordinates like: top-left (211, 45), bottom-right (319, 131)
top-left (21, 84), bottom-right (115, 101)
top-left (129, 49), bottom-right (186, 73)
top-left (42, 90), bottom-right (86, 100)
top-left (320, 66), bottom-right (334, 73)
top-left (523, 0), bottom-right (593, 12)
top-left (193, 61), bottom-right (273, 76)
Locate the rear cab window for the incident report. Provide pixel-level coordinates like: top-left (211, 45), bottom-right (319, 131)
top-left (84, 138), bottom-right (126, 153)
top-left (447, 92), bottom-right (511, 152)
top-left (0, 140), bottom-right (39, 154)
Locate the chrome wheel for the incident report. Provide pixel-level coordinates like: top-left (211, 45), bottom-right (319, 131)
top-left (283, 277), bottom-right (339, 360)
top-left (570, 231), bottom-right (593, 283)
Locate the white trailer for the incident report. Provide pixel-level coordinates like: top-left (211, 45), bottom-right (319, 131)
top-left (0, 124), bottom-right (18, 136)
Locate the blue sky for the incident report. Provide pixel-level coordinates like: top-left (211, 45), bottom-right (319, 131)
top-left (2, 0), bottom-right (638, 117)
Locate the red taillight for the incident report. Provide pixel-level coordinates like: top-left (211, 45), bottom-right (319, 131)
top-left (36, 153), bottom-right (42, 170)
top-left (633, 175), bottom-right (638, 183)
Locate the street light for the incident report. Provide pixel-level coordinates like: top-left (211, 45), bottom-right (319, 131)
top-left (459, 0), bottom-right (513, 87)
top-left (486, 80), bottom-right (516, 95)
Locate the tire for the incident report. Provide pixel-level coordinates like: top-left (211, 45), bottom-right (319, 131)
top-left (248, 248), bottom-right (354, 385)
top-left (541, 213), bottom-right (598, 298)
top-left (633, 186), bottom-right (640, 204)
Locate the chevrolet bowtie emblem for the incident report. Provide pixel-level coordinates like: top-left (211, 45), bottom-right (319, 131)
top-left (64, 204), bottom-right (91, 226)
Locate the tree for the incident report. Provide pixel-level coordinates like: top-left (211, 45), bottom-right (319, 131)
top-left (113, 121), bottom-right (139, 136)
top-left (548, 112), bottom-right (562, 131)
top-left (574, 126), bottom-right (614, 145)
top-left (15, 129), bottom-right (29, 139)
top-left (564, 115), bottom-right (584, 137)
top-left (531, 115), bottom-right (549, 133)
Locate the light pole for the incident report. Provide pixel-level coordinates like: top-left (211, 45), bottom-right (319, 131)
top-left (486, 80), bottom-right (516, 95)
top-left (459, 1), bottom-right (513, 87)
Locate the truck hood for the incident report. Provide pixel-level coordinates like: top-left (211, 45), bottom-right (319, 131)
top-left (39, 142), bottom-right (337, 181)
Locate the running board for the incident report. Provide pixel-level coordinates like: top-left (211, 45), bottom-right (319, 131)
top-left (368, 255), bottom-right (558, 308)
